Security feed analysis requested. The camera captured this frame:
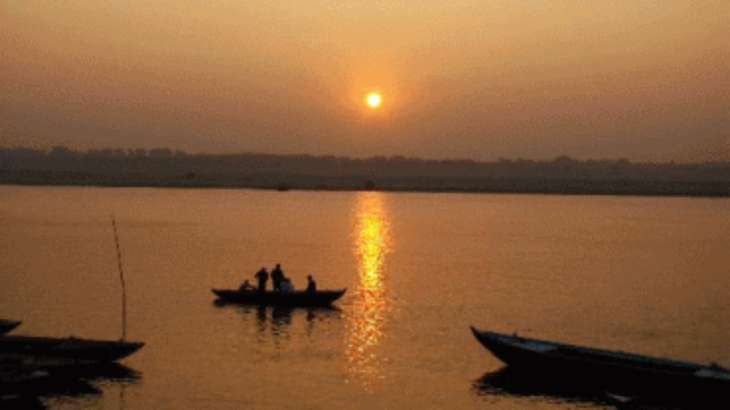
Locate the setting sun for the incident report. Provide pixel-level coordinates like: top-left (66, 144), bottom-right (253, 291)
top-left (365, 92), bottom-right (382, 109)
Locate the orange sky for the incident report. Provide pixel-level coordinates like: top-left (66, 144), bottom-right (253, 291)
top-left (2, 1), bottom-right (729, 161)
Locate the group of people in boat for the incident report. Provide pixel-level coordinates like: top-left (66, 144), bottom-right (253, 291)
top-left (239, 263), bottom-right (317, 294)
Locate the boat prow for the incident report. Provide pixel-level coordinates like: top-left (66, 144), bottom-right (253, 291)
top-left (0, 319), bottom-right (22, 335)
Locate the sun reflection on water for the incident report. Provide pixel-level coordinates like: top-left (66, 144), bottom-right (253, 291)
top-left (346, 192), bottom-right (392, 387)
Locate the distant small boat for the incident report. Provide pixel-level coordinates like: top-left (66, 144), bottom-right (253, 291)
top-left (212, 288), bottom-right (346, 307)
top-left (0, 335), bottom-right (144, 365)
top-left (470, 327), bottom-right (730, 397)
top-left (0, 320), bottom-right (22, 335)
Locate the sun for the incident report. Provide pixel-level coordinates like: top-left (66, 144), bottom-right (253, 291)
top-left (365, 92), bottom-right (382, 109)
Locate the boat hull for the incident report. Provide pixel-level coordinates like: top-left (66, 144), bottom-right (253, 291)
top-left (0, 335), bottom-right (144, 365)
top-left (212, 288), bottom-right (346, 307)
top-left (470, 327), bottom-right (730, 397)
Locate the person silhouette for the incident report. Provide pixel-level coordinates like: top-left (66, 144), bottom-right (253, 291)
top-left (280, 277), bottom-right (294, 294)
top-left (271, 264), bottom-right (284, 292)
top-left (254, 267), bottom-right (269, 293)
top-left (306, 274), bottom-right (317, 293)
top-left (239, 279), bottom-right (255, 292)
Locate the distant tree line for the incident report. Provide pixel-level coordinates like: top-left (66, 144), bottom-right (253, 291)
top-left (1, 146), bottom-right (729, 196)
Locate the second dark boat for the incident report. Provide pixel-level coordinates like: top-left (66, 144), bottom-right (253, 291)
top-left (470, 327), bottom-right (730, 399)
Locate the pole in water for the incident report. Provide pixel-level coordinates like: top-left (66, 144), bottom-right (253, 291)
top-left (111, 215), bottom-right (127, 341)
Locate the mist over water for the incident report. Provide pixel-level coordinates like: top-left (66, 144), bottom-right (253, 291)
top-left (1, 186), bottom-right (729, 409)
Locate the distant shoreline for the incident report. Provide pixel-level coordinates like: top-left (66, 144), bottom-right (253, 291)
top-left (2, 147), bottom-right (728, 198)
top-left (2, 176), bottom-right (728, 198)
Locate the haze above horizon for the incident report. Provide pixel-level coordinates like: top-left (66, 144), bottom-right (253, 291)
top-left (2, 1), bottom-right (729, 162)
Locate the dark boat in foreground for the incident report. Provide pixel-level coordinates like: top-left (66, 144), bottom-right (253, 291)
top-left (0, 335), bottom-right (144, 365)
top-left (0, 320), bottom-right (22, 335)
top-left (212, 288), bottom-right (346, 307)
top-left (470, 327), bottom-right (730, 399)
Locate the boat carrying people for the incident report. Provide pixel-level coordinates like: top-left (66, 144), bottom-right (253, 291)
top-left (217, 268), bottom-right (345, 307)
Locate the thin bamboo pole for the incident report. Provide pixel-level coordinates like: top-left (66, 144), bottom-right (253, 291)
top-left (111, 216), bottom-right (127, 341)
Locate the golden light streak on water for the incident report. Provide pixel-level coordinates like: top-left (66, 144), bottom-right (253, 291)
top-left (346, 192), bottom-right (392, 388)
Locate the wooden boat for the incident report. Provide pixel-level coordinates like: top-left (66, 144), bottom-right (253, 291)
top-left (0, 320), bottom-right (22, 335)
top-left (0, 335), bottom-right (144, 365)
top-left (470, 327), bottom-right (730, 397)
top-left (212, 288), bottom-right (346, 307)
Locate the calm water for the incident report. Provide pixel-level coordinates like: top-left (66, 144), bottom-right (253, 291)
top-left (1, 186), bottom-right (729, 409)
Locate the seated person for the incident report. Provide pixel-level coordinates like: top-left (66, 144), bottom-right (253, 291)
top-left (306, 275), bottom-right (317, 293)
top-left (239, 279), bottom-right (255, 292)
top-left (280, 277), bottom-right (295, 294)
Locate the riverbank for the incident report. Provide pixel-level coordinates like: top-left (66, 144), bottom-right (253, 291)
top-left (2, 170), bottom-right (728, 197)
top-left (3, 148), bottom-right (728, 197)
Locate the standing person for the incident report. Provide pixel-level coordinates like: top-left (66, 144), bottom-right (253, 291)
top-left (306, 275), bottom-right (317, 293)
top-left (271, 264), bottom-right (284, 292)
top-left (254, 267), bottom-right (269, 293)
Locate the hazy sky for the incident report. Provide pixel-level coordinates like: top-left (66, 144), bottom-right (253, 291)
top-left (2, 1), bottom-right (729, 161)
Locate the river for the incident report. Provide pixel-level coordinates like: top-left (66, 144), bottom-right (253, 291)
top-left (1, 186), bottom-right (729, 409)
